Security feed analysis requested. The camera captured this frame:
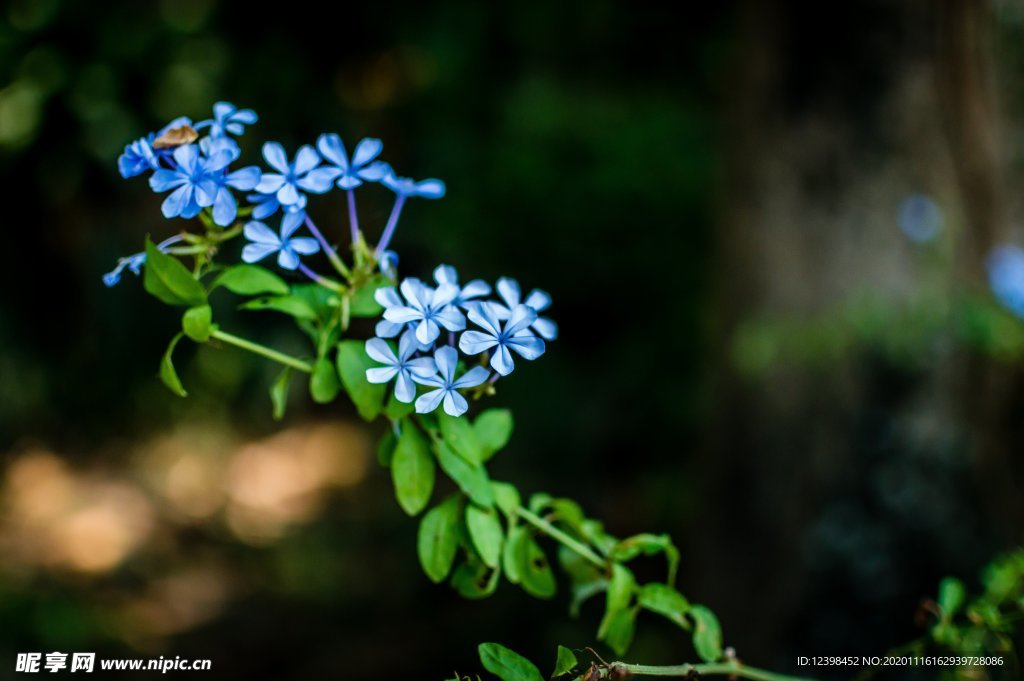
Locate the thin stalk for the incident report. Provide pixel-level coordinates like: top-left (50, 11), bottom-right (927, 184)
top-left (304, 216), bottom-right (351, 278)
top-left (298, 262), bottom-right (346, 293)
top-left (210, 329), bottom-right (313, 373)
top-left (615, 661), bottom-right (817, 681)
top-left (347, 189), bottom-right (360, 244)
top-left (375, 193), bottom-right (406, 257)
top-left (515, 506), bottom-right (606, 570)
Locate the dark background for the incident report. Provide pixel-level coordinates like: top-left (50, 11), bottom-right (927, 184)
top-left (0, 1), bottom-right (1022, 679)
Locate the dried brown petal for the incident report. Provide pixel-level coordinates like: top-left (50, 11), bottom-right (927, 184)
top-left (152, 125), bottom-right (199, 150)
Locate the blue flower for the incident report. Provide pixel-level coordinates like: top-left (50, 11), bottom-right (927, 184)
top-left (490, 277), bottom-right (558, 340)
top-left (195, 101), bottom-right (257, 138)
top-left (148, 144), bottom-right (223, 219)
top-left (254, 142), bottom-right (337, 207)
top-left (242, 213), bottom-right (320, 270)
top-left (200, 138), bottom-right (262, 226)
top-left (364, 335), bottom-right (437, 403)
top-left (116, 116), bottom-right (193, 178)
top-left (379, 250), bottom-right (399, 279)
top-left (988, 245), bottom-right (1024, 318)
top-left (380, 164), bottom-right (446, 199)
top-left (247, 192), bottom-right (307, 221)
top-left (412, 346), bottom-right (490, 416)
top-left (434, 264), bottom-right (490, 309)
top-left (898, 194), bottom-right (943, 244)
top-left (316, 134), bottom-right (388, 190)
top-left (459, 303), bottom-right (545, 375)
top-left (118, 137), bottom-right (160, 178)
top-left (382, 278), bottom-right (466, 345)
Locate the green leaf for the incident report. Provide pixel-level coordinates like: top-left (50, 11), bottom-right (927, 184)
top-left (435, 441), bottom-right (494, 507)
top-left (143, 239), bottom-right (206, 307)
top-left (392, 425), bottom-right (435, 516)
top-left (439, 412), bottom-right (484, 464)
top-left (159, 332), bottom-right (188, 397)
top-left (491, 481), bottom-right (522, 521)
top-left (559, 546), bottom-right (607, 617)
top-left (609, 533), bottom-right (679, 585)
top-left (638, 583), bottom-right (690, 628)
top-left (938, 577), bottom-right (966, 619)
top-left (290, 283), bottom-right (338, 319)
top-left (349, 275), bottom-right (388, 317)
top-left (376, 429), bottom-right (396, 467)
top-left (270, 367), bottom-right (291, 421)
top-left (600, 606), bottom-right (638, 656)
top-left (212, 264), bottom-right (288, 296)
top-left (599, 564), bottom-right (636, 642)
top-left (336, 340), bottom-right (386, 420)
top-left (478, 643), bottom-right (544, 681)
top-left (417, 495), bottom-right (462, 583)
top-left (384, 392), bottom-right (415, 420)
top-left (690, 604), bottom-right (723, 662)
top-left (474, 408), bottom-right (513, 461)
top-left (181, 304), bottom-right (213, 342)
top-left (239, 295), bottom-right (318, 320)
top-left (503, 526), bottom-right (527, 585)
top-left (515, 532), bottom-right (556, 599)
top-left (309, 356), bottom-right (341, 403)
top-left (451, 553), bottom-right (500, 599)
top-left (466, 504), bottom-right (504, 568)
top-left (552, 646), bottom-right (577, 679)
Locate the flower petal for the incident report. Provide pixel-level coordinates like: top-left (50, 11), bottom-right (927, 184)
top-left (532, 317), bottom-right (558, 341)
top-left (442, 390), bottom-right (468, 417)
top-left (459, 331), bottom-right (497, 356)
top-left (150, 169), bottom-right (186, 192)
top-left (262, 142), bottom-right (289, 174)
top-left (490, 345), bottom-right (515, 376)
top-left (276, 182), bottom-right (300, 206)
top-left (242, 242), bottom-right (278, 264)
top-left (505, 304), bottom-right (538, 336)
top-left (277, 247), bottom-right (300, 270)
top-left (292, 145), bottom-right (321, 175)
top-left (384, 306), bottom-right (421, 324)
top-left (467, 303), bottom-right (502, 336)
top-left (298, 167), bottom-right (341, 193)
top-left (453, 366), bottom-right (490, 389)
top-left (524, 289), bottom-right (551, 312)
top-left (352, 137), bottom-right (383, 167)
top-left (433, 264), bottom-right (458, 286)
top-left (366, 366), bottom-right (399, 384)
top-left (226, 166), bottom-right (262, 191)
top-left (415, 388), bottom-right (446, 414)
top-left (365, 337), bottom-right (398, 365)
top-left (415, 318), bottom-right (440, 345)
top-left (506, 334), bottom-right (546, 360)
top-left (394, 371), bottom-right (417, 403)
top-left (288, 237), bottom-right (320, 256)
top-left (496, 277), bottom-right (521, 308)
top-left (255, 173), bottom-right (286, 194)
top-left (161, 185), bottom-right (193, 218)
top-left (316, 133), bottom-right (348, 170)
top-left (212, 188), bottom-right (237, 226)
top-left (433, 346), bottom-right (458, 383)
top-left (244, 221), bottom-right (280, 245)
top-left (406, 357), bottom-right (437, 377)
top-left (436, 306), bottom-right (466, 332)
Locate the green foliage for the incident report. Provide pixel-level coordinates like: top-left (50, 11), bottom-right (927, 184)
top-left (478, 643), bottom-right (544, 681)
top-left (159, 331), bottom-right (188, 397)
top-left (348, 275), bottom-right (388, 317)
top-left (240, 294), bottom-right (318, 320)
top-left (269, 367), bottom-right (291, 421)
top-left (211, 264), bottom-right (289, 296)
top-left (551, 646), bottom-right (577, 679)
top-left (181, 304), bottom-right (213, 342)
top-left (435, 441), bottom-right (494, 507)
top-left (335, 340), bottom-right (386, 420)
top-left (391, 425), bottom-right (435, 516)
top-left (466, 504), bottom-right (504, 569)
top-left (143, 239), bottom-right (206, 307)
top-left (689, 604), bottom-right (723, 662)
top-left (417, 494), bottom-right (462, 583)
top-left (309, 356), bottom-right (340, 403)
top-left (473, 408), bottom-right (513, 461)
top-left (638, 583), bottom-right (690, 629)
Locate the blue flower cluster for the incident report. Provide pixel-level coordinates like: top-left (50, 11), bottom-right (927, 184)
top-left (109, 102), bottom-right (446, 284)
top-left (988, 245), bottom-right (1024, 318)
top-left (366, 265), bottom-right (558, 417)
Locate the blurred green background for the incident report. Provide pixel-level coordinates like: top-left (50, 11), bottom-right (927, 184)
top-left (1, 1), bottom-right (1022, 679)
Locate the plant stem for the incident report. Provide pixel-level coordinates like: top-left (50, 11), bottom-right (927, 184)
top-left (298, 262), bottom-right (346, 293)
top-left (304, 215), bottom-right (351, 278)
top-left (613, 661), bottom-right (817, 681)
top-left (375, 193), bottom-right (406, 257)
top-left (515, 506), bottom-right (606, 570)
top-left (347, 188), bottom-right (360, 245)
top-left (210, 329), bottom-right (313, 373)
